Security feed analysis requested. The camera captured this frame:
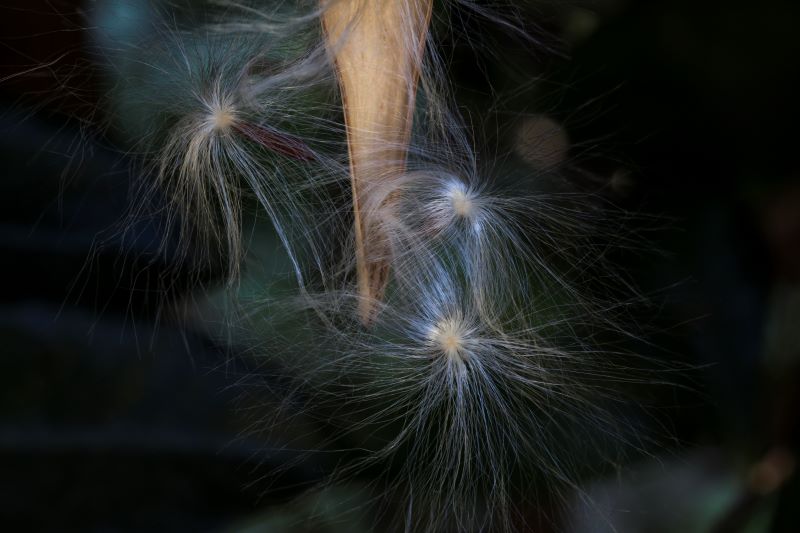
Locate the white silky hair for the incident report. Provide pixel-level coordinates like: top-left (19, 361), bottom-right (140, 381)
top-left (104, 10), bottom-right (353, 289)
top-left (94, 1), bottom-right (666, 531)
top-left (255, 247), bottom-right (650, 531)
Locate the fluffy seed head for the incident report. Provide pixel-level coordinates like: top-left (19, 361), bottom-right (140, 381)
top-left (207, 101), bottom-right (237, 132)
top-left (428, 314), bottom-right (473, 364)
top-left (447, 181), bottom-right (475, 219)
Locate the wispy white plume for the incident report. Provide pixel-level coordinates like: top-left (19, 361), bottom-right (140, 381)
top-left (87, 1), bottom-right (671, 531)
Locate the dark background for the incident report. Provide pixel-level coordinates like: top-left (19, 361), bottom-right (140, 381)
top-left (1, 0), bottom-right (798, 531)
